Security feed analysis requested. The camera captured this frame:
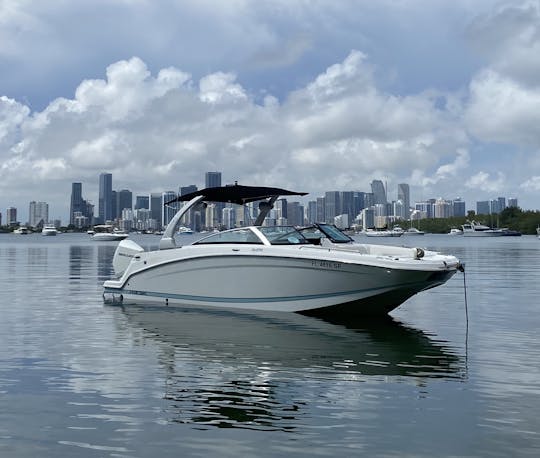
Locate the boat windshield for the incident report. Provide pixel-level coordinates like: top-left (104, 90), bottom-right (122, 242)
top-left (258, 226), bottom-right (309, 245)
top-left (193, 228), bottom-right (263, 245)
top-left (315, 224), bottom-right (353, 243)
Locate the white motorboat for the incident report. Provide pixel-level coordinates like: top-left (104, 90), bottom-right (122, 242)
top-left (363, 227), bottom-right (404, 237)
top-left (178, 226), bottom-right (194, 234)
top-left (13, 226), bottom-right (29, 234)
top-left (449, 228), bottom-right (463, 235)
top-left (461, 221), bottom-right (521, 237)
top-left (404, 227), bottom-right (425, 236)
top-left (91, 225), bottom-right (129, 241)
top-left (41, 224), bottom-right (58, 236)
top-left (103, 185), bottom-right (462, 316)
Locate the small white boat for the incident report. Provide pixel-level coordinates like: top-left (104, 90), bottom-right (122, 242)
top-left (41, 224), bottom-right (58, 236)
top-left (449, 228), bottom-right (463, 236)
top-left (13, 226), bottom-right (29, 235)
top-left (103, 185), bottom-right (462, 316)
top-left (364, 227), bottom-right (403, 237)
top-left (404, 227), bottom-right (425, 236)
top-left (177, 226), bottom-right (194, 235)
top-left (461, 221), bottom-right (521, 237)
top-left (537, 226), bottom-right (540, 239)
top-left (91, 225), bottom-right (129, 241)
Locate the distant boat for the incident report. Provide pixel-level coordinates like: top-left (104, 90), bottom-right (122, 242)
top-left (449, 228), bottom-right (463, 236)
top-left (404, 227), bottom-right (425, 236)
top-left (13, 226), bottom-right (29, 235)
top-left (537, 226), bottom-right (540, 239)
top-left (41, 224), bottom-right (58, 236)
top-left (364, 227), bottom-right (403, 237)
top-left (91, 225), bottom-right (129, 241)
top-left (177, 226), bottom-right (194, 235)
top-left (461, 221), bottom-right (521, 237)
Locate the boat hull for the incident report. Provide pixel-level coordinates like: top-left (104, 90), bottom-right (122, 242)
top-left (92, 233), bottom-right (129, 241)
top-left (104, 250), bottom-right (457, 315)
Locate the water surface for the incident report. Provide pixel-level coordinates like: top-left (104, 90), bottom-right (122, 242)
top-left (1, 233), bottom-right (540, 456)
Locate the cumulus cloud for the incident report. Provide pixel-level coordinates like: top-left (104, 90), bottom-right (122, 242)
top-left (0, 51), bottom-right (472, 219)
top-left (465, 171), bottom-right (506, 193)
top-left (520, 176), bottom-right (540, 191)
top-left (465, 0), bottom-right (540, 148)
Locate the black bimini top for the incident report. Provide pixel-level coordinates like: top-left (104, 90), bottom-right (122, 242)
top-left (165, 184), bottom-right (308, 205)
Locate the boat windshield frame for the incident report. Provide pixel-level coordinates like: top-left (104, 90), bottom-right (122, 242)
top-left (257, 226), bottom-right (310, 245)
top-left (192, 226), bottom-right (310, 246)
top-left (193, 227), bottom-right (265, 245)
top-left (299, 223), bottom-right (353, 244)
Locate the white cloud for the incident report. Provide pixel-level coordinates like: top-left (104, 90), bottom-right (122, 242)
top-left (465, 69), bottom-right (540, 146)
top-left (0, 51), bottom-right (473, 218)
top-left (520, 176), bottom-right (540, 191)
top-left (465, 171), bottom-right (506, 193)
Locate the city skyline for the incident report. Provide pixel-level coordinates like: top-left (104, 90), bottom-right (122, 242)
top-left (1, 1), bottom-right (540, 222)
top-left (0, 169), bottom-right (524, 228)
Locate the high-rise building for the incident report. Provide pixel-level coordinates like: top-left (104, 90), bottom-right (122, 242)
top-left (98, 173), bottom-right (113, 223)
top-left (275, 199), bottom-right (288, 222)
top-left (508, 198), bottom-right (518, 208)
top-left (135, 195), bottom-right (149, 210)
top-left (205, 171), bottom-right (222, 189)
top-left (324, 191), bottom-right (341, 224)
top-left (316, 197), bottom-right (325, 223)
top-left (352, 192), bottom-right (366, 220)
top-left (150, 193), bottom-right (162, 229)
top-left (111, 190), bottom-right (117, 220)
top-left (477, 201), bottom-right (490, 215)
top-left (453, 198), bottom-right (466, 217)
top-left (70, 183), bottom-right (83, 225)
top-left (397, 183), bottom-right (410, 219)
top-left (162, 191), bottom-right (177, 227)
top-left (180, 185), bottom-right (197, 196)
top-left (340, 191), bottom-right (354, 224)
top-left (307, 201), bottom-right (317, 224)
top-left (29, 201), bottom-right (49, 228)
top-left (434, 198), bottom-right (452, 218)
top-left (117, 189), bottom-right (133, 214)
top-left (70, 182), bottom-right (93, 227)
top-left (205, 172), bottom-right (223, 224)
top-left (286, 202), bottom-right (304, 227)
top-left (6, 207), bottom-right (17, 226)
top-left (222, 206), bottom-right (236, 229)
top-left (371, 180), bottom-right (387, 205)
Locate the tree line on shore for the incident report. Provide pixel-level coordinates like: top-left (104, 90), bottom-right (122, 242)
top-left (1, 207), bottom-right (539, 235)
top-left (404, 207), bottom-right (540, 234)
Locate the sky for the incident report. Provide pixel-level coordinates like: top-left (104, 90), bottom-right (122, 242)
top-left (1, 0), bottom-right (539, 223)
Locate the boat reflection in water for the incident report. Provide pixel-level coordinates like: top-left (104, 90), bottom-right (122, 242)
top-left (116, 306), bottom-right (465, 431)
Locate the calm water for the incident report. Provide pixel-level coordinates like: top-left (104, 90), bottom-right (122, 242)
top-left (1, 232), bottom-right (540, 457)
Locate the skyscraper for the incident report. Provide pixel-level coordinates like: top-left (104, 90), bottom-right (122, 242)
top-left (150, 193), bottom-right (163, 229)
top-left (162, 191), bottom-right (177, 227)
top-left (397, 183), bottom-right (410, 219)
top-left (70, 183), bottom-right (83, 225)
top-left (117, 189), bottom-right (133, 214)
top-left (205, 172), bottom-right (222, 224)
top-left (324, 191), bottom-right (341, 224)
top-left (180, 185), bottom-right (197, 196)
top-left (98, 173), bottom-right (113, 223)
top-left (205, 171), bottom-right (222, 189)
top-left (6, 207), bottom-right (17, 225)
top-left (70, 182), bottom-right (93, 227)
top-left (28, 201), bottom-right (49, 228)
top-left (371, 180), bottom-right (387, 205)
top-left (135, 195), bottom-right (149, 210)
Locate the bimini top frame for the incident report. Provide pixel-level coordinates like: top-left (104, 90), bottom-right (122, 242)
top-left (159, 184), bottom-right (308, 250)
